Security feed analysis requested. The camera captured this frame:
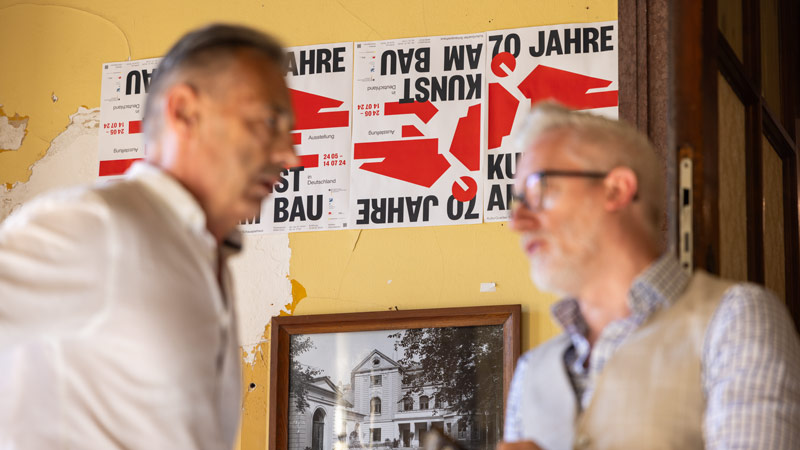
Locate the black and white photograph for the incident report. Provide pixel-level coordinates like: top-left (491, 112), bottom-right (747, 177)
top-left (287, 325), bottom-right (505, 450)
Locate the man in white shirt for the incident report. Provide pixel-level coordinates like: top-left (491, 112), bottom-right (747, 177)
top-left (0, 24), bottom-right (297, 449)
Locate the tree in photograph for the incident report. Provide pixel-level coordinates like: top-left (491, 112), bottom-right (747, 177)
top-left (389, 325), bottom-right (504, 426)
top-left (289, 335), bottom-right (322, 414)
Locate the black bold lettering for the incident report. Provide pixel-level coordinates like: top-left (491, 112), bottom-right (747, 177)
top-left (600, 26), bottom-right (614, 51)
top-left (316, 49), bottom-right (332, 73)
top-left (447, 76), bottom-right (464, 102)
top-left (333, 47), bottom-right (346, 72)
top-left (407, 197), bottom-right (422, 222)
top-left (290, 197), bottom-right (306, 221)
top-left (289, 167), bottom-right (304, 192)
top-left (430, 76), bottom-right (446, 102)
top-left (447, 196), bottom-right (463, 220)
top-left (398, 49), bottom-right (414, 74)
top-left (529, 31), bottom-right (545, 57)
top-left (466, 74), bottom-right (481, 100)
top-left (142, 70), bottom-right (154, 93)
top-left (466, 43), bottom-right (482, 69)
top-left (274, 169), bottom-right (290, 193)
top-left (125, 70), bottom-right (141, 95)
top-left (273, 197), bottom-right (289, 222)
top-left (370, 198), bottom-right (387, 224)
top-left (444, 45), bottom-right (465, 71)
top-left (381, 50), bottom-right (397, 75)
top-left (487, 184), bottom-right (505, 211)
top-left (356, 199), bottom-right (369, 225)
top-left (400, 78), bottom-right (414, 103)
top-left (464, 198), bottom-right (479, 220)
top-left (415, 48), bottom-right (430, 72)
top-left (307, 195), bottom-right (323, 220)
top-left (583, 28), bottom-right (600, 53)
top-left (488, 34), bottom-right (503, 58)
top-left (299, 49), bottom-right (314, 75)
top-left (422, 196), bottom-right (437, 221)
top-left (286, 52), bottom-right (299, 76)
top-left (546, 31), bottom-right (563, 56)
top-left (415, 78), bottom-right (430, 103)
top-left (387, 197), bottom-right (404, 223)
top-left (487, 154), bottom-right (505, 180)
top-left (564, 28), bottom-right (581, 54)
top-left (504, 33), bottom-right (521, 58)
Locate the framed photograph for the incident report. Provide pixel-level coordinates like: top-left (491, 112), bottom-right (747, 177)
top-left (268, 305), bottom-right (521, 450)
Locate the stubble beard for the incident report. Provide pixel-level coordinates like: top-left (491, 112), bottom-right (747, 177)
top-left (527, 217), bottom-right (602, 298)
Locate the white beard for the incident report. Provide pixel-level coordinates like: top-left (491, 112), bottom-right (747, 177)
top-left (526, 210), bottom-right (602, 297)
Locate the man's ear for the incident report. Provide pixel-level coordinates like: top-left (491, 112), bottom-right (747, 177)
top-left (603, 166), bottom-right (638, 211)
top-left (163, 83), bottom-right (200, 139)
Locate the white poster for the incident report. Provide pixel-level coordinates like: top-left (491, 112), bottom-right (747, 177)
top-left (251, 42), bottom-right (354, 233)
top-left (483, 21), bottom-right (619, 222)
top-left (350, 33), bottom-right (486, 229)
top-left (97, 58), bottom-right (159, 179)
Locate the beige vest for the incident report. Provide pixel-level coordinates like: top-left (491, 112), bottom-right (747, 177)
top-left (573, 271), bottom-right (734, 449)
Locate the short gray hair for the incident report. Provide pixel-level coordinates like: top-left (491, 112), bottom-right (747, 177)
top-left (516, 102), bottom-right (666, 238)
top-left (143, 23), bottom-right (285, 142)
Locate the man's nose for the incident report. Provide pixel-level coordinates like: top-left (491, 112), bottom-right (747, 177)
top-left (272, 132), bottom-right (299, 167)
top-left (508, 203), bottom-right (540, 232)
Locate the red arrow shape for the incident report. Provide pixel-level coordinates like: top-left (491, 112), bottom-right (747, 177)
top-left (384, 101), bottom-right (439, 123)
top-left (449, 103), bottom-right (481, 171)
top-left (517, 65), bottom-right (618, 110)
top-left (289, 89), bottom-right (350, 130)
top-left (354, 138), bottom-right (450, 188)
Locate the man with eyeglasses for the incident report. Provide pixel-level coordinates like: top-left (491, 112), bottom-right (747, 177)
top-left (0, 24), bottom-right (297, 448)
top-left (501, 103), bottom-right (800, 450)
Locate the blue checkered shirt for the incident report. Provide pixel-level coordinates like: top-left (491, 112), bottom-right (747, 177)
top-left (504, 255), bottom-right (800, 448)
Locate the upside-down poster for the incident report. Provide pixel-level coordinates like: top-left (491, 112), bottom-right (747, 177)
top-left (244, 42), bottom-right (354, 233)
top-left (350, 33), bottom-right (486, 229)
top-left (97, 57), bottom-right (160, 179)
top-left (483, 22), bottom-right (619, 222)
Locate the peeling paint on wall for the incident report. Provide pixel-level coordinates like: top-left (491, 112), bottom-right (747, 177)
top-left (0, 107), bottom-right (29, 151)
top-left (280, 279), bottom-right (307, 316)
top-left (228, 233), bottom-right (292, 365)
top-left (0, 107), bottom-right (99, 219)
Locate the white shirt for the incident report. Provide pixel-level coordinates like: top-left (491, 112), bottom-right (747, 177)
top-left (0, 163), bottom-right (242, 449)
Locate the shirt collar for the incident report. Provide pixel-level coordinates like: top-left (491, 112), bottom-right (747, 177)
top-left (126, 162), bottom-right (208, 235)
top-left (126, 162), bottom-right (244, 260)
top-left (551, 253), bottom-right (690, 338)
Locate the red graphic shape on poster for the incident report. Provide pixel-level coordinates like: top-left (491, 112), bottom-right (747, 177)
top-left (99, 158), bottom-right (142, 176)
top-left (449, 104), bottom-right (481, 171)
top-left (402, 125), bottom-right (424, 137)
top-left (384, 101), bottom-right (438, 123)
top-left (296, 154), bottom-right (319, 169)
top-left (289, 89), bottom-right (349, 130)
top-left (488, 83), bottom-right (519, 149)
top-left (452, 176), bottom-right (478, 202)
top-left (128, 120), bottom-right (142, 134)
top-left (291, 132), bottom-right (302, 146)
top-left (354, 138), bottom-right (450, 188)
top-left (491, 52), bottom-right (516, 77)
top-left (517, 65), bottom-right (618, 110)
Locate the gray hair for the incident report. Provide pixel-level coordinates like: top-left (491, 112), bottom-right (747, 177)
top-left (143, 23), bottom-right (285, 142)
top-left (516, 102), bottom-right (666, 238)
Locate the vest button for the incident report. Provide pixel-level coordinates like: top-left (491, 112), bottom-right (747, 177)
top-left (575, 434), bottom-right (591, 449)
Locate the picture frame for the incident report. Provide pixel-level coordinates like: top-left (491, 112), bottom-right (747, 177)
top-left (268, 305), bottom-right (521, 450)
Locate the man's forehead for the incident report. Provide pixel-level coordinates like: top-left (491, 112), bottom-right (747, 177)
top-left (211, 53), bottom-right (290, 106)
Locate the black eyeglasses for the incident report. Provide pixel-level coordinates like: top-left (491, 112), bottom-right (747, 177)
top-left (511, 170), bottom-right (609, 212)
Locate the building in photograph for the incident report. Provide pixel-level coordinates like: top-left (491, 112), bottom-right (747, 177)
top-left (289, 349), bottom-right (491, 450)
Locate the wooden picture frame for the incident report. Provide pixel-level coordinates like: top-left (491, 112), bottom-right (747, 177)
top-left (268, 305), bottom-right (521, 450)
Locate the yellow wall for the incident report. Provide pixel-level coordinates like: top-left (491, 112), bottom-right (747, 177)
top-left (0, 1), bottom-right (616, 448)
